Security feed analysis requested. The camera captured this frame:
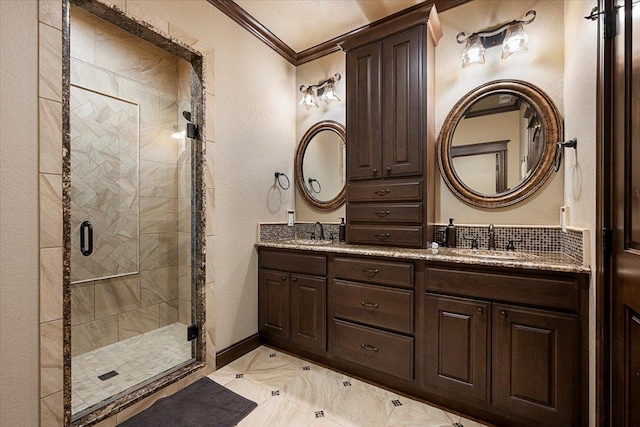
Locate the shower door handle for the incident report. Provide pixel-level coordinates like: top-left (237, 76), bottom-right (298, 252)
top-left (80, 220), bottom-right (93, 256)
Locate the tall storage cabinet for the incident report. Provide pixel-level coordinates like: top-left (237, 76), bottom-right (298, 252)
top-left (342, 6), bottom-right (441, 248)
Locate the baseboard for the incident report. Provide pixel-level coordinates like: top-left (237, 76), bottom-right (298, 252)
top-left (215, 333), bottom-right (261, 369)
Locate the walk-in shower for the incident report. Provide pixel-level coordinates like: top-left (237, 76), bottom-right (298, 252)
top-left (67, 5), bottom-right (204, 421)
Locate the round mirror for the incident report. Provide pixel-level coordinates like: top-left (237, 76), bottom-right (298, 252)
top-left (437, 80), bottom-right (562, 208)
top-left (295, 120), bottom-right (347, 211)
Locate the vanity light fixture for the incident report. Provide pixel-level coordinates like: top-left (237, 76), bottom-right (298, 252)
top-left (457, 10), bottom-right (536, 68)
top-left (299, 73), bottom-right (341, 109)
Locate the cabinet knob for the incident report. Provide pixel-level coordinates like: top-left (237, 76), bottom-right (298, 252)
top-left (291, 277), bottom-right (297, 282)
top-left (360, 301), bottom-right (379, 310)
top-left (500, 310), bottom-right (508, 319)
top-left (361, 268), bottom-right (379, 275)
top-left (360, 343), bottom-right (379, 352)
top-left (281, 275), bottom-right (287, 281)
top-left (386, 166), bottom-right (391, 174)
top-left (373, 168), bottom-right (378, 176)
top-left (477, 307), bottom-right (483, 315)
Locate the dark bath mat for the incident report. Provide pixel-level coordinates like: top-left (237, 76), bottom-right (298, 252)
top-left (117, 377), bottom-right (257, 427)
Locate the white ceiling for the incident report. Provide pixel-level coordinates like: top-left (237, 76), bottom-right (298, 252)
top-left (235, 0), bottom-right (424, 52)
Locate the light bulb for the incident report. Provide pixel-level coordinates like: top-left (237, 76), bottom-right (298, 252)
top-left (461, 35), bottom-right (485, 68)
top-left (502, 23), bottom-right (529, 59)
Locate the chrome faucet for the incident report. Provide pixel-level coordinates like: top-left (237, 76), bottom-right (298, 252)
top-left (313, 221), bottom-right (325, 240)
top-left (488, 224), bottom-right (496, 250)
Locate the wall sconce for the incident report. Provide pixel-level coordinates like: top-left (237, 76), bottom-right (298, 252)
top-left (457, 10), bottom-right (536, 68)
top-left (299, 73), bottom-right (341, 109)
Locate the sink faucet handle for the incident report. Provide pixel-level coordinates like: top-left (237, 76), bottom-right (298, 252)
top-left (463, 236), bottom-right (479, 249)
top-left (310, 231), bottom-right (316, 240)
top-left (506, 237), bottom-right (524, 251)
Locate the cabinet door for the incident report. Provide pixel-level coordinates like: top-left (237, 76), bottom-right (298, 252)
top-left (382, 26), bottom-right (423, 178)
top-left (424, 294), bottom-right (490, 402)
top-left (290, 274), bottom-right (326, 354)
top-left (347, 42), bottom-right (382, 180)
top-left (492, 304), bottom-right (579, 427)
top-left (258, 269), bottom-right (290, 341)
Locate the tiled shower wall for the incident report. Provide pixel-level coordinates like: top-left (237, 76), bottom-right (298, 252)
top-left (38, 0), bottom-right (216, 424)
top-left (69, 8), bottom-right (191, 357)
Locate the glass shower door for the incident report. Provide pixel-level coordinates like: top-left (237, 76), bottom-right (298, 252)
top-left (69, 6), bottom-right (196, 418)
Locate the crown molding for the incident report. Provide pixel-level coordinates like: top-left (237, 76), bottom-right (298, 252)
top-left (208, 0), bottom-right (474, 66)
top-left (207, 0), bottom-right (297, 65)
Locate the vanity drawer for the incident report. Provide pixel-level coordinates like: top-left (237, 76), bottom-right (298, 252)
top-left (332, 319), bottom-right (413, 381)
top-left (426, 267), bottom-right (580, 312)
top-left (349, 180), bottom-right (422, 202)
top-left (347, 225), bottom-right (423, 248)
top-left (334, 256), bottom-right (414, 288)
top-left (332, 280), bottom-right (414, 333)
top-left (348, 203), bottom-right (423, 223)
top-left (259, 249), bottom-right (326, 276)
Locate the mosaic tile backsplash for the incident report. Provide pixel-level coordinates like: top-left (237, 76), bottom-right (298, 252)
top-left (259, 222), bottom-right (586, 263)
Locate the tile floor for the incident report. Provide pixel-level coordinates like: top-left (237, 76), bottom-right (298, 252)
top-left (207, 346), bottom-right (489, 427)
top-left (72, 322), bottom-right (192, 414)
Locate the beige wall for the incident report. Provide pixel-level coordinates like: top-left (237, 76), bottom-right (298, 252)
top-left (563, 1), bottom-right (597, 425)
top-left (295, 51), bottom-right (346, 223)
top-left (120, 0), bottom-right (297, 351)
top-left (0, 1), bottom-right (41, 425)
top-left (435, 0), bottom-right (565, 225)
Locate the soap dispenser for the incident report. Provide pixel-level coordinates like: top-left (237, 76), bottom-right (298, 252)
top-left (339, 217), bottom-right (346, 242)
top-left (445, 218), bottom-right (457, 248)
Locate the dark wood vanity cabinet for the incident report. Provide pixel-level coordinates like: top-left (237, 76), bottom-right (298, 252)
top-left (424, 266), bottom-right (587, 427)
top-left (257, 247), bottom-right (589, 427)
top-left (330, 256), bottom-right (415, 380)
top-left (424, 294), bottom-right (490, 403)
top-left (343, 8), bottom-right (439, 248)
top-left (258, 249), bottom-right (327, 355)
top-left (492, 304), bottom-right (579, 427)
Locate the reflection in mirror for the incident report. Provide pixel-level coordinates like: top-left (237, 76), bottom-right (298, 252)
top-left (437, 80), bottom-right (562, 208)
top-left (450, 93), bottom-right (542, 195)
top-left (296, 121), bottom-right (347, 211)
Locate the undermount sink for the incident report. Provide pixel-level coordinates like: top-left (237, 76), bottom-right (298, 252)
top-left (283, 239), bottom-right (334, 246)
top-left (451, 248), bottom-right (539, 261)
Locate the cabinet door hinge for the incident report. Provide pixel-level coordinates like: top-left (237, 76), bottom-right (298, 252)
top-left (187, 324), bottom-right (199, 341)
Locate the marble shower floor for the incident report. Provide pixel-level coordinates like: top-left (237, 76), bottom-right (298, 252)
top-left (72, 322), bottom-right (192, 415)
top-left (207, 346), bottom-right (490, 427)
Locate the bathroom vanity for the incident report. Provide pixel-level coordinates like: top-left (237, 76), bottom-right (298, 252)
top-left (256, 242), bottom-right (589, 427)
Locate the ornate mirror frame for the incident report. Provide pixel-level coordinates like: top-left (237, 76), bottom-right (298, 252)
top-left (295, 120), bottom-right (347, 211)
top-left (437, 80), bottom-right (563, 208)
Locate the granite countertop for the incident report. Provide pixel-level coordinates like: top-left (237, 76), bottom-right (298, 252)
top-left (256, 240), bottom-right (591, 274)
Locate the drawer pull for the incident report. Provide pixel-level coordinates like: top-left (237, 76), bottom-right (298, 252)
top-left (360, 301), bottom-right (379, 309)
top-left (360, 343), bottom-right (379, 352)
top-left (374, 233), bottom-right (391, 240)
top-left (360, 268), bottom-right (379, 276)
top-left (500, 310), bottom-right (508, 319)
top-left (374, 210), bottom-right (391, 217)
top-left (374, 189), bottom-right (390, 196)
